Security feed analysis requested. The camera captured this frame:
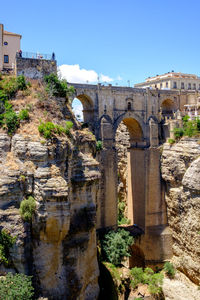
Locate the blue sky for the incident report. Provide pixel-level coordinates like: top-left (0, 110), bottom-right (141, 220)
top-left (1, 0), bottom-right (200, 86)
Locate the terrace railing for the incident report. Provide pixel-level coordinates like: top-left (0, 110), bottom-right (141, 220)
top-left (16, 51), bottom-right (53, 60)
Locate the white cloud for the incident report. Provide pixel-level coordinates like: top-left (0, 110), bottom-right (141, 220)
top-left (58, 64), bottom-right (114, 84)
top-left (117, 75), bottom-right (123, 81)
top-left (99, 74), bottom-right (113, 82)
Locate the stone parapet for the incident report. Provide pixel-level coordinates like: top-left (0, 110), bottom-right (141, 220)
top-left (16, 57), bottom-right (57, 79)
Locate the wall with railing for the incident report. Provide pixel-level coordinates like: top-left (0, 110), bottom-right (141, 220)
top-left (15, 55), bottom-right (57, 79)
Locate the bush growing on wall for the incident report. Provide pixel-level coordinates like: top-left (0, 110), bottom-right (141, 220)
top-left (101, 228), bottom-right (134, 266)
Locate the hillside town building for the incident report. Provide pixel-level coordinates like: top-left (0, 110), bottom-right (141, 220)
top-left (0, 24), bottom-right (21, 71)
top-left (134, 71), bottom-right (200, 91)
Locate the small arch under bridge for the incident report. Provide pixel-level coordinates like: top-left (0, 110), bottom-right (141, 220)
top-left (69, 83), bottom-right (184, 266)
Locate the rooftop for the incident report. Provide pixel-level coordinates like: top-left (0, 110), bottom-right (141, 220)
top-left (146, 72), bottom-right (198, 82)
top-left (3, 30), bottom-right (22, 38)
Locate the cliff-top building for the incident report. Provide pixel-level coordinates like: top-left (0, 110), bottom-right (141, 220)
top-left (134, 71), bottom-right (200, 91)
top-left (0, 24), bottom-right (21, 71)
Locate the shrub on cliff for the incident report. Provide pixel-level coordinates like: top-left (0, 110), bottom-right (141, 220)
top-left (38, 121), bottom-right (73, 139)
top-left (44, 73), bottom-right (75, 98)
top-left (0, 273), bottom-right (34, 299)
top-left (101, 228), bottom-right (134, 266)
top-left (4, 109), bottom-right (19, 135)
top-left (0, 229), bottom-right (16, 266)
top-left (19, 196), bottom-right (36, 222)
top-left (96, 140), bottom-right (103, 151)
top-left (163, 261), bottom-right (176, 278)
top-left (19, 109), bottom-right (29, 121)
top-left (130, 267), bottom-right (163, 295)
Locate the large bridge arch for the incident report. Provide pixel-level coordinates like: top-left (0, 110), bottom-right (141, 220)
top-left (160, 98), bottom-right (178, 118)
top-left (115, 116), bottom-right (147, 230)
top-left (71, 92), bottom-right (95, 127)
top-left (114, 111), bottom-right (148, 147)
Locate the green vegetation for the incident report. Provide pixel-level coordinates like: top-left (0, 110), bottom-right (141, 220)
top-left (19, 109), bottom-right (29, 121)
top-left (44, 73), bottom-right (75, 98)
top-left (173, 116), bottom-right (200, 140)
top-left (163, 261), bottom-right (176, 278)
top-left (38, 120), bottom-right (73, 139)
top-left (0, 75), bottom-right (30, 100)
top-left (168, 138), bottom-right (175, 145)
top-left (0, 273), bottom-right (34, 299)
top-left (4, 109), bottom-right (19, 135)
top-left (19, 196), bottom-right (36, 222)
top-left (118, 199), bottom-right (130, 225)
top-left (0, 229), bottom-right (16, 266)
top-left (130, 267), bottom-right (164, 295)
top-left (96, 140), bottom-right (103, 151)
top-left (0, 75), bottom-right (31, 135)
top-left (101, 228), bottom-right (134, 266)
top-left (17, 75), bottom-right (30, 91)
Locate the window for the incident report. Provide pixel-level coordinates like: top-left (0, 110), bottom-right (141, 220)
top-left (173, 81), bottom-right (177, 89)
top-left (188, 83), bottom-right (191, 90)
top-left (181, 82), bottom-right (184, 89)
top-left (4, 55), bottom-right (9, 63)
top-left (166, 82), bottom-right (168, 88)
top-left (193, 83), bottom-right (196, 90)
top-left (127, 102), bottom-right (131, 110)
top-left (4, 41), bottom-right (8, 45)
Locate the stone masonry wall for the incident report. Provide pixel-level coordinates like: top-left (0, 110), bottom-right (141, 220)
top-left (16, 57), bottom-right (57, 79)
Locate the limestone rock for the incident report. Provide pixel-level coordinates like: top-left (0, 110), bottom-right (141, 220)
top-left (161, 137), bottom-right (200, 284)
top-left (162, 271), bottom-right (200, 300)
top-left (0, 132), bottom-right (101, 300)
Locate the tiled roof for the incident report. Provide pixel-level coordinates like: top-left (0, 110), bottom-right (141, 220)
top-left (4, 30), bottom-right (21, 38)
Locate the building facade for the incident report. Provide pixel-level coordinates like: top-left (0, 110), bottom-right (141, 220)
top-left (0, 24), bottom-right (21, 71)
top-left (134, 71), bottom-right (200, 91)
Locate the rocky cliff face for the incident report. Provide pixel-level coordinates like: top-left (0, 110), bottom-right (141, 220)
top-left (0, 104), bottom-right (100, 299)
top-left (115, 122), bottom-right (130, 214)
top-left (161, 138), bottom-right (200, 285)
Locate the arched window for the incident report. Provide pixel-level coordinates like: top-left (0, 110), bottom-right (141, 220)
top-left (128, 102), bottom-right (131, 110)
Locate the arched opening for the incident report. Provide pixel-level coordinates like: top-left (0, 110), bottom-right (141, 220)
top-left (115, 117), bottom-right (145, 230)
top-left (127, 102), bottom-right (132, 110)
top-left (129, 245), bottom-right (145, 268)
top-left (161, 99), bottom-right (176, 118)
top-left (71, 94), bottom-right (94, 128)
top-left (72, 98), bottom-right (83, 122)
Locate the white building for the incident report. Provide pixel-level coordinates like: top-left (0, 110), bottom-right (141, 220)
top-left (134, 71), bottom-right (200, 91)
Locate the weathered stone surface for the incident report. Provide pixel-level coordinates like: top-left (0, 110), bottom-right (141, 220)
top-left (0, 134), bottom-right (11, 160)
top-left (0, 131), bottom-right (101, 300)
top-left (161, 137), bottom-right (200, 284)
top-left (182, 156), bottom-right (200, 191)
top-left (16, 57), bottom-right (57, 79)
top-left (162, 271), bottom-right (200, 300)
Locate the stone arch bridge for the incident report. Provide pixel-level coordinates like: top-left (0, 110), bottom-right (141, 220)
top-left (69, 83), bottom-right (189, 266)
